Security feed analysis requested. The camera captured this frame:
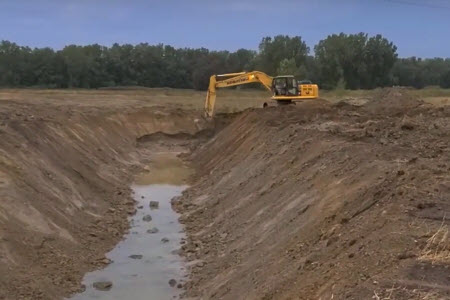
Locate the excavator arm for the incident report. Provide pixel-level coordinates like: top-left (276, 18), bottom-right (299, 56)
top-left (205, 71), bottom-right (274, 118)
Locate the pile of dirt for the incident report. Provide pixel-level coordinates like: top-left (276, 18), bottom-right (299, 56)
top-left (175, 91), bottom-right (450, 299)
top-left (0, 101), bottom-right (209, 300)
top-left (363, 88), bottom-right (426, 115)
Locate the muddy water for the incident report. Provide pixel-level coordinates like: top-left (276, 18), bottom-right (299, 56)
top-left (70, 154), bottom-right (191, 300)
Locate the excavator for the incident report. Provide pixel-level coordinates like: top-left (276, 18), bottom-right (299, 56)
top-left (204, 71), bottom-right (319, 117)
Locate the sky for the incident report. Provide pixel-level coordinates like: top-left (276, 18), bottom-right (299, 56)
top-left (0, 0), bottom-right (449, 58)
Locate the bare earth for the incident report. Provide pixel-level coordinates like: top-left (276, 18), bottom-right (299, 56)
top-left (0, 88), bottom-right (448, 300)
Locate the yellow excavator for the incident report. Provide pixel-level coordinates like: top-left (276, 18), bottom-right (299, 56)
top-left (204, 71), bottom-right (319, 117)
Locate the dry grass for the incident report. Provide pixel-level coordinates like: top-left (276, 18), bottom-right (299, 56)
top-left (419, 221), bottom-right (450, 264)
top-left (0, 86), bottom-right (447, 116)
top-left (0, 88), bottom-right (269, 113)
top-left (374, 286), bottom-right (447, 300)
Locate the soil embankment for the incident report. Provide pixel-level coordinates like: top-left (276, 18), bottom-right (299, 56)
top-left (0, 100), bottom-right (209, 300)
top-left (175, 90), bottom-right (450, 299)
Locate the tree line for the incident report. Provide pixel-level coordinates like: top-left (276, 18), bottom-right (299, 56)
top-left (1, 33), bottom-right (449, 90)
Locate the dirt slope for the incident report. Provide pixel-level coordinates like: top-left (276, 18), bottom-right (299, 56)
top-left (176, 90), bottom-right (450, 299)
top-left (0, 100), bottom-right (208, 300)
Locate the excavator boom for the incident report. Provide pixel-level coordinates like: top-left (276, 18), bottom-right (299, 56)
top-left (205, 71), bottom-right (274, 118)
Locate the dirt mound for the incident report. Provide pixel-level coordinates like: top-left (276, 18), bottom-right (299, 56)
top-left (175, 93), bottom-right (450, 299)
top-left (363, 88), bottom-right (426, 115)
top-left (0, 101), bottom-right (209, 300)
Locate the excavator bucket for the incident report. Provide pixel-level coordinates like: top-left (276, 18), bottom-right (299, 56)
top-left (205, 75), bottom-right (217, 118)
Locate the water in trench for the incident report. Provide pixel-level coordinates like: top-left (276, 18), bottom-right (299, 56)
top-left (70, 153), bottom-right (191, 300)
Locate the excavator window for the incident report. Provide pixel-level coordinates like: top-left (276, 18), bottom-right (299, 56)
top-left (287, 78), bottom-right (298, 96)
top-left (273, 78), bottom-right (287, 96)
top-left (273, 77), bottom-right (298, 96)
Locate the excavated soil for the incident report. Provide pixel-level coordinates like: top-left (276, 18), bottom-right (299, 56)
top-left (174, 89), bottom-right (450, 299)
top-left (0, 88), bottom-right (449, 300)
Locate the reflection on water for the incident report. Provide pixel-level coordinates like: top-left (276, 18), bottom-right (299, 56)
top-left (70, 154), bottom-right (189, 300)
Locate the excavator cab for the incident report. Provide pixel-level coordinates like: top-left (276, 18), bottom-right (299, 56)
top-left (272, 76), bottom-right (298, 96)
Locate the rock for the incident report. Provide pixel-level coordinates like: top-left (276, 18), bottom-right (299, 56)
top-left (168, 279), bottom-right (177, 287)
top-left (129, 254), bottom-right (143, 260)
top-left (137, 205), bottom-right (143, 209)
top-left (149, 201), bottom-right (159, 209)
top-left (147, 227), bottom-right (159, 234)
top-left (177, 283), bottom-right (183, 289)
top-left (397, 251), bottom-right (416, 260)
top-left (397, 170), bottom-right (405, 176)
top-left (100, 258), bottom-right (111, 265)
top-left (171, 249), bottom-right (181, 255)
top-left (142, 215), bottom-right (152, 222)
top-left (161, 237), bottom-right (169, 243)
top-left (93, 281), bottom-right (113, 291)
top-left (196, 261), bottom-right (205, 267)
top-left (141, 196), bottom-right (145, 199)
top-left (400, 118), bottom-right (415, 130)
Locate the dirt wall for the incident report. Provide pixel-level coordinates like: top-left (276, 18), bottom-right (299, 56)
top-left (175, 92), bottom-right (450, 299)
top-left (0, 102), bottom-right (207, 300)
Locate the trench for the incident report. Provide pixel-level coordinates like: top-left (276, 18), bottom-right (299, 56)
top-left (69, 153), bottom-right (192, 300)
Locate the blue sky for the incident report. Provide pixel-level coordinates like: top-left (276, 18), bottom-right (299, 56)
top-left (0, 0), bottom-right (449, 58)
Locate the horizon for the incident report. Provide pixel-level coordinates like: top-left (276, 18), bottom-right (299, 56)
top-left (1, 0), bottom-right (450, 59)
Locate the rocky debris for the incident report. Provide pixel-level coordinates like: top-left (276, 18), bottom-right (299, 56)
top-left (149, 201), bottom-right (160, 209)
top-left (93, 281), bottom-right (113, 291)
top-left (161, 237), bottom-right (170, 243)
top-left (142, 215), bottom-right (152, 222)
top-left (168, 279), bottom-right (177, 287)
top-left (147, 227), bottom-right (159, 234)
top-left (129, 254), bottom-right (143, 260)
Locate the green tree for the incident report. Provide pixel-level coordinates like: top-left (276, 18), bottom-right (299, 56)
top-left (257, 35), bottom-right (309, 75)
top-left (277, 58), bottom-right (301, 77)
top-left (440, 70), bottom-right (450, 88)
top-left (364, 35), bottom-right (398, 88)
top-left (315, 33), bottom-right (397, 89)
